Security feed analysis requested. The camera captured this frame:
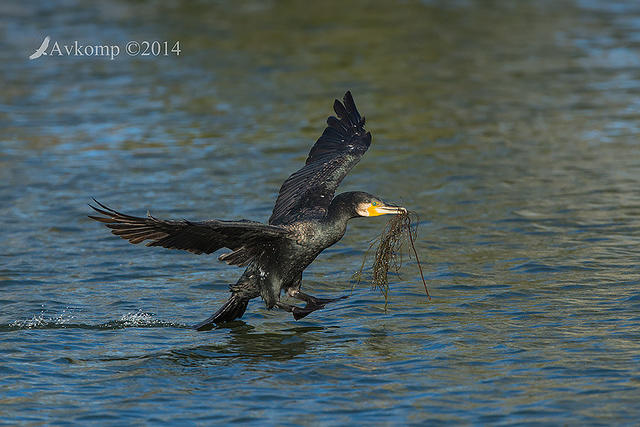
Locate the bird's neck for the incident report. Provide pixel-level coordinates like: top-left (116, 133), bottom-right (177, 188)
top-left (317, 199), bottom-right (353, 247)
top-left (325, 195), bottom-right (357, 230)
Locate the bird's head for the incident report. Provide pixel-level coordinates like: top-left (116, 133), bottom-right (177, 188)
top-left (336, 191), bottom-right (406, 218)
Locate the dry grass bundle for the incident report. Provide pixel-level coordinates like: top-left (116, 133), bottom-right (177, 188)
top-left (352, 210), bottom-right (430, 310)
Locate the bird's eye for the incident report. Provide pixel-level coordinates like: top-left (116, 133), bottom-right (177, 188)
top-left (372, 201), bottom-right (377, 206)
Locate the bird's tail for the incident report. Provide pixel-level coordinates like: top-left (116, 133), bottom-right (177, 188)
top-left (194, 293), bottom-right (249, 331)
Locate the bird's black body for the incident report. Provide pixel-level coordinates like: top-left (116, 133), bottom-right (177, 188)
top-left (89, 92), bottom-right (406, 330)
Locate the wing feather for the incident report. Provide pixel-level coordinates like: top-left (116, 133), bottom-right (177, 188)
top-left (269, 91), bottom-right (371, 224)
top-left (89, 199), bottom-right (291, 265)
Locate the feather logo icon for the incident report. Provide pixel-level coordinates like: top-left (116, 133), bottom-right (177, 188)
top-left (29, 36), bottom-right (50, 60)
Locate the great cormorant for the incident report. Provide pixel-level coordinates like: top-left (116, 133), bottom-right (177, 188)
top-left (89, 91), bottom-right (406, 330)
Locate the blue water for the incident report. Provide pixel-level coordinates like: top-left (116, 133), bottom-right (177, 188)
top-left (2, 0), bottom-right (640, 424)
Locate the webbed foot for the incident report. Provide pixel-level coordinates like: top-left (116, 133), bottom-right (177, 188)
top-left (277, 292), bottom-right (348, 320)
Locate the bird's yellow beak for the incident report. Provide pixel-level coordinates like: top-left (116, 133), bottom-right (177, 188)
top-left (367, 204), bottom-right (407, 217)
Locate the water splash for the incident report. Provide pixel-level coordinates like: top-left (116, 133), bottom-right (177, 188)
top-left (114, 309), bottom-right (181, 328)
top-left (4, 309), bottom-right (187, 331)
top-left (99, 309), bottom-right (188, 329)
top-left (9, 309), bottom-right (77, 329)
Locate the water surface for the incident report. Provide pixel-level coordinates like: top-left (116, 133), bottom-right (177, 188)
top-left (2, 0), bottom-right (640, 424)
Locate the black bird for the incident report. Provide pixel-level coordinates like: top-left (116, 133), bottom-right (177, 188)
top-left (89, 91), bottom-right (406, 330)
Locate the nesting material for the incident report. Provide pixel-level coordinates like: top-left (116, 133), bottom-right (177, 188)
top-left (352, 210), bottom-right (430, 310)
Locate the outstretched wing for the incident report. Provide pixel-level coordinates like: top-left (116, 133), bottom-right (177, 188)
top-left (269, 91), bottom-right (371, 225)
top-left (89, 199), bottom-right (291, 266)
